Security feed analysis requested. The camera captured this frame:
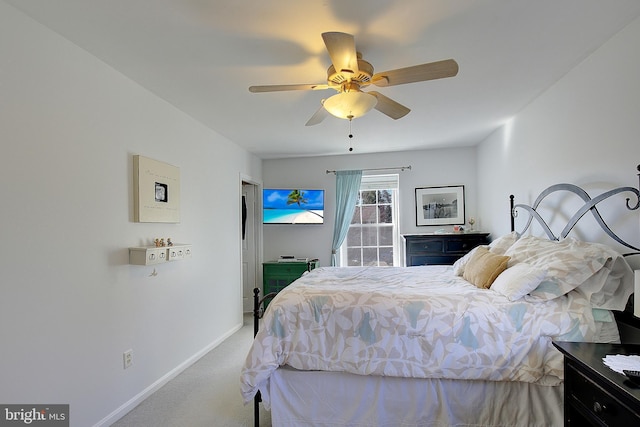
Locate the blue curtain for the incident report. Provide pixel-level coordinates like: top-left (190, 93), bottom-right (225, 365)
top-left (331, 170), bottom-right (363, 266)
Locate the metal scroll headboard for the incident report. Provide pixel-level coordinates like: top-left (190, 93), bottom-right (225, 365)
top-left (509, 165), bottom-right (640, 254)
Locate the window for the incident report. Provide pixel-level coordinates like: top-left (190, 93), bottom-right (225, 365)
top-left (339, 174), bottom-right (400, 266)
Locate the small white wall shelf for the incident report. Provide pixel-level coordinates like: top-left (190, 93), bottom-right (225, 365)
top-left (129, 244), bottom-right (192, 265)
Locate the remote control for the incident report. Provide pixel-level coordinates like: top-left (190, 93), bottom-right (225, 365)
top-left (623, 370), bottom-right (640, 384)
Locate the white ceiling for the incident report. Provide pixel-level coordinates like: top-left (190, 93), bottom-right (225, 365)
top-left (6, 0), bottom-right (640, 159)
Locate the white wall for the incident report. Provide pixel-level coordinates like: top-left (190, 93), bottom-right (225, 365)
top-left (263, 147), bottom-right (477, 266)
top-left (0, 3), bottom-right (261, 426)
top-left (477, 15), bottom-right (640, 253)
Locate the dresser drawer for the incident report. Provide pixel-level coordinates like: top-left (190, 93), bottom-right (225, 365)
top-left (566, 361), bottom-right (640, 426)
top-left (409, 255), bottom-right (458, 266)
top-left (263, 263), bottom-right (308, 276)
top-left (407, 239), bottom-right (444, 254)
top-left (264, 278), bottom-right (294, 293)
top-left (445, 237), bottom-right (486, 254)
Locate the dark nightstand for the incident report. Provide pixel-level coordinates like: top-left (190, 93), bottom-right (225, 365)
top-left (553, 341), bottom-right (640, 426)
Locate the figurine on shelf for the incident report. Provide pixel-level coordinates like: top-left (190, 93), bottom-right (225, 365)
top-left (154, 238), bottom-right (160, 247)
top-left (159, 238), bottom-right (165, 247)
top-left (167, 238), bottom-right (173, 246)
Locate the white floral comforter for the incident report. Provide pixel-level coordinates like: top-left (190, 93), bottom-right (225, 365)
top-left (240, 266), bottom-right (596, 403)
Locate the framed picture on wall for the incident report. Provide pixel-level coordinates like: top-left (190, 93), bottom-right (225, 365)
top-left (415, 185), bottom-right (465, 226)
top-left (133, 155), bottom-right (180, 223)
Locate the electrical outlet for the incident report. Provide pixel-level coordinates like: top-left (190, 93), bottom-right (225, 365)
top-left (123, 349), bottom-right (133, 369)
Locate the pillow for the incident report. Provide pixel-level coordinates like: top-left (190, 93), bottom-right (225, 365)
top-left (491, 263), bottom-right (546, 301)
top-left (451, 245), bottom-right (486, 276)
top-left (592, 308), bottom-right (614, 323)
top-left (489, 231), bottom-right (519, 255)
top-left (463, 246), bottom-right (510, 289)
top-left (573, 255), bottom-right (634, 310)
top-left (505, 236), bottom-right (624, 302)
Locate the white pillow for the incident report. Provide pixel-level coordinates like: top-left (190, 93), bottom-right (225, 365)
top-left (488, 231), bottom-right (519, 255)
top-left (504, 236), bottom-right (613, 300)
top-left (491, 263), bottom-right (546, 301)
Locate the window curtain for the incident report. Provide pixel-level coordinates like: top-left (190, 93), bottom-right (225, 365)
top-left (331, 170), bottom-right (363, 266)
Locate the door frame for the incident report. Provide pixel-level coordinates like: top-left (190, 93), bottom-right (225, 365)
top-left (240, 174), bottom-right (262, 313)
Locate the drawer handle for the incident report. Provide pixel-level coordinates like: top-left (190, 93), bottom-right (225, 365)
top-left (593, 401), bottom-right (607, 414)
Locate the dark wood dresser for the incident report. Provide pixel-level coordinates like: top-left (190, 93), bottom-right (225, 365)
top-left (553, 341), bottom-right (640, 426)
top-left (403, 232), bottom-right (490, 266)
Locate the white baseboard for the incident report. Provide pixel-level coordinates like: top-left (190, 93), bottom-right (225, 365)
top-left (93, 321), bottom-right (243, 427)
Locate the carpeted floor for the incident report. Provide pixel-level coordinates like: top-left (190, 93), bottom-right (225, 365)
top-left (111, 314), bottom-right (271, 426)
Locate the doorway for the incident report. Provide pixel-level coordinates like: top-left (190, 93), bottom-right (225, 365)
top-left (241, 181), bottom-right (260, 312)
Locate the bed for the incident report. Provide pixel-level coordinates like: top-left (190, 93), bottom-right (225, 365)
top-left (241, 174), bottom-right (640, 427)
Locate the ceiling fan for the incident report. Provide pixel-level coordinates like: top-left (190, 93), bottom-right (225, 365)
top-left (248, 32), bottom-right (459, 126)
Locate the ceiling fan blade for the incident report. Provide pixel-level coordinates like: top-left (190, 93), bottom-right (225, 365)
top-left (368, 91), bottom-right (410, 119)
top-left (249, 83), bottom-right (329, 93)
top-left (322, 32), bottom-right (359, 75)
top-left (372, 59), bottom-right (459, 87)
top-left (305, 103), bottom-right (329, 126)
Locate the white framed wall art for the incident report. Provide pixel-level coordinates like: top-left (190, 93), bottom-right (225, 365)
top-left (133, 155), bottom-right (180, 223)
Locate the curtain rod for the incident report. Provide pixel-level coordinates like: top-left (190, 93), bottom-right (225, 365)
top-left (326, 166), bottom-right (412, 174)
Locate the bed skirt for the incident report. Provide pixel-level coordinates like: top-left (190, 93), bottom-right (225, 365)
top-left (267, 366), bottom-right (563, 427)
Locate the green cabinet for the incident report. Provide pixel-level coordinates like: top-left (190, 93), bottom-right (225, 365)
top-left (262, 260), bottom-right (318, 306)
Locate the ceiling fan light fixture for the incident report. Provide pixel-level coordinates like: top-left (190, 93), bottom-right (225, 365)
top-left (323, 91), bottom-right (377, 120)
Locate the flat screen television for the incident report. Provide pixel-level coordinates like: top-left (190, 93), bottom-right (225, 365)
top-left (263, 189), bottom-right (324, 224)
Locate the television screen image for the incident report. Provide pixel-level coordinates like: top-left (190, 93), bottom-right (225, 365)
top-left (263, 189), bottom-right (324, 224)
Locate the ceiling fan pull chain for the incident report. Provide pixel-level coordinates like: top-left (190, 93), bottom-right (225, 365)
top-left (348, 115), bottom-right (354, 151)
